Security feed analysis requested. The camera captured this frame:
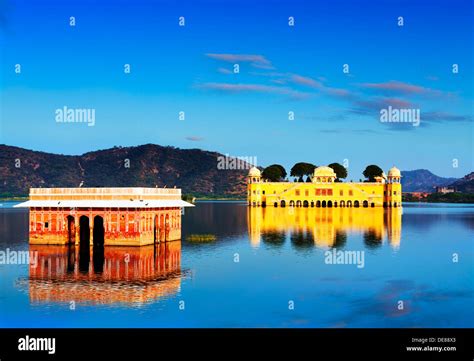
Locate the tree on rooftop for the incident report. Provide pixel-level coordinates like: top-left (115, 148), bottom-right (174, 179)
top-left (363, 165), bottom-right (384, 182)
top-left (328, 163), bottom-right (348, 182)
top-left (290, 162), bottom-right (316, 181)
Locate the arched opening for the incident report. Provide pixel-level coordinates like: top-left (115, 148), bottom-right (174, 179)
top-left (328, 201), bottom-right (333, 208)
top-left (393, 202), bottom-right (397, 208)
top-left (303, 200), bottom-right (309, 208)
top-left (316, 200), bottom-right (321, 207)
top-left (371, 202), bottom-right (375, 207)
top-left (289, 200), bottom-right (295, 207)
top-left (281, 200), bottom-right (286, 207)
top-left (340, 200), bottom-right (345, 207)
top-left (274, 202), bottom-right (278, 207)
top-left (383, 202), bottom-right (387, 208)
top-left (354, 200), bottom-right (359, 208)
top-left (261, 201), bottom-right (266, 207)
top-left (79, 216), bottom-right (90, 245)
top-left (363, 200), bottom-right (369, 208)
top-left (67, 215), bottom-right (75, 244)
top-left (93, 215), bottom-right (104, 247)
top-left (334, 201), bottom-right (338, 207)
top-left (347, 200), bottom-right (352, 207)
top-left (322, 200), bottom-right (327, 208)
top-left (78, 216), bottom-right (90, 273)
top-left (296, 200), bottom-right (302, 207)
top-left (310, 201), bottom-right (314, 208)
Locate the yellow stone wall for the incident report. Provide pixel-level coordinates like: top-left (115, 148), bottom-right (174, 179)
top-left (248, 179), bottom-right (402, 207)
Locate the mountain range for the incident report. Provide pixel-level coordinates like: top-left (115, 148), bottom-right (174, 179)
top-left (400, 169), bottom-right (458, 192)
top-left (0, 144), bottom-right (249, 198)
top-left (0, 144), bottom-right (471, 197)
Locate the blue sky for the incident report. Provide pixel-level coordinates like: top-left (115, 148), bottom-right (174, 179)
top-left (0, 0), bottom-right (472, 178)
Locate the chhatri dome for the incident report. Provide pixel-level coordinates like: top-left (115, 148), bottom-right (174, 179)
top-left (248, 167), bottom-right (261, 177)
top-left (313, 166), bottom-right (337, 178)
top-left (388, 166), bottom-right (401, 178)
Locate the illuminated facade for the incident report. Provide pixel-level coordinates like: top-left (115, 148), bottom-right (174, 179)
top-left (15, 187), bottom-right (193, 246)
top-left (247, 166), bottom-right (402, 208)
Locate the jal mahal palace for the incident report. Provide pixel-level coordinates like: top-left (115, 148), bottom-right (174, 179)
top-left (247, 166), bottom-right (402, 208)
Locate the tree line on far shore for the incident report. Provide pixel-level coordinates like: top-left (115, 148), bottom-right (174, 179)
top-left (261, 163), bottom-right (385, 183)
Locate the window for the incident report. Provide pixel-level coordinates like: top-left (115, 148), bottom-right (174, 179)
top-left (295, 190), bottom-right (300, 196)
top-left (305, 190), bottom-right (309, 196)
top-left (322, 189), bottom-right (327, 196)
top-left (340, 190), bottom-right (343, 196)
top-left (253, 190), bottom-right (256, 195)
top-left (349, 190), bottom-right (353, 196)
top-left (394, 191), bottom-right (397, 195)
top-left (328, 189), bottom-right (333, 196)
top-left (315, 189), bottom-right (321, 196)
top-left (384, 191), bottom-right (386, 196)
top-left (44, 222), bottom-right (49, 229)
top-left (262, 190), bottom-right (265, 195)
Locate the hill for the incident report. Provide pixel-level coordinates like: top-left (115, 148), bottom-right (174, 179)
top-left (0, 144), bottom-right (250, 198)
top-left (401, 169), bottom-right (458, 192)
top-left (448, 172), bottom-right (474, 193)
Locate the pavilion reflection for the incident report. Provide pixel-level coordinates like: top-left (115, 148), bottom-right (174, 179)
top-left (248, 207), bottom-right (402, 249)
top-left (28, 241), bottom-right (181, 306)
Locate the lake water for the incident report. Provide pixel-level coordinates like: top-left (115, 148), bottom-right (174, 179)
top-left (0, 201), bottom-right (473, 328)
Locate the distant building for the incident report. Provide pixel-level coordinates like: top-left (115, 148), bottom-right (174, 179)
top-left (435, 186), bottom-right (456, 194)
top-left (15, 187), bottom-right (194, 246)
top-left (406, 192), bottom-right (430, 200)
top-left (247, 166), bottom-right (402, 208)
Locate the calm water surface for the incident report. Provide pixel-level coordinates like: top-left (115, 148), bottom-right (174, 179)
top-left (0, 201), bottom-right (473, 328)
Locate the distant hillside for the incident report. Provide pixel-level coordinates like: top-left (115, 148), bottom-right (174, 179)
top-left (401, 169), bottom-right (458, 192)
top-left (0, 144), bottom-right (250, 198)
top-left (448, 172), bottom-right (474, 193)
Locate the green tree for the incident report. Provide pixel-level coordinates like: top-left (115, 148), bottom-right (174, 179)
top-left (290, 162), bottom-right (316, 180)
top-left (262, 164), bottom-right (286, 182)
top-left (328, 163), bottom-right (348, 182)
top-left (363, 165), bottom-right (384, 182)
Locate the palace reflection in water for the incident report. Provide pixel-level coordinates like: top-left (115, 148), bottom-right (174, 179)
top-left (28, 241), bottom-right (182, 306)
top-left (248, 207), bottom-right (402, 249)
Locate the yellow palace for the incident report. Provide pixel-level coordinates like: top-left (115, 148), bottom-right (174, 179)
top-left (247, 165), bottom-right (402, 208)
